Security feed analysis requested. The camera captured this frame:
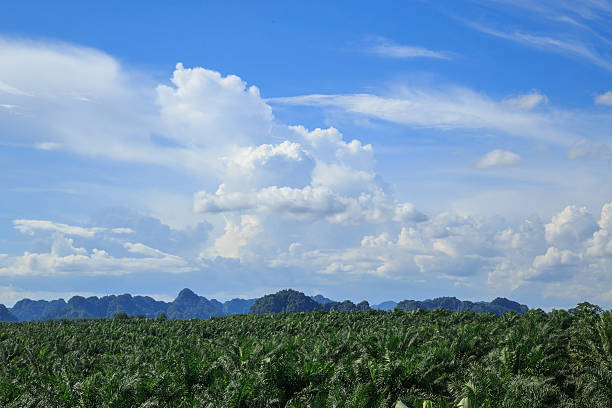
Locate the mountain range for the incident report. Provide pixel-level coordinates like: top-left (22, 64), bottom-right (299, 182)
top-left (0, 288), bottom-right (529, 322)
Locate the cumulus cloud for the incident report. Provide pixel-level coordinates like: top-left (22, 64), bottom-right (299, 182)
top-left (586, 203), bottom-right (612, 257)
top-left (221, 141), bottom-right (314, 190)
top-left (151, 61), bottom-right (422, 230)
top-left (0, 39), bottom-right (429, 289)
top-left (0, 40), bottom-right (271, 175)
top-left (90, 208), bottom-right (211, 257)
top-left (532, 247), bottom-right (581, 270)
top-left (0, 243), bottom-right (192, 277)
top-left (4, 199), bottom-right (612, 309)
top-left (189, 114), bottom-right (423, 225)
top-left (4, 37), bottom-right (612, 307)
top-left (156, 63), bottom-right (274, 149)
top-left (209, 215), bottom-right (263, 260)
top-left (225, 141), bottom-right (306, 170)
top-left (272, 212), bottom-right (494, 278)
top-left (194, 185), bottom-right (426, 225)
top-left (544, 205), bottom-right (597, 248)
top-left (0, 211), bottom-right (212, 279)
top-left (1, 221), bottom-right (195, 277)
top-left (267, 201), bottom-right (612, 305)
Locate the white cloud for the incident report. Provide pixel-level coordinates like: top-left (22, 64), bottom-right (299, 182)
top-left (466, 22), bottom-right (612, 72)
top-left (586, 202), bottom-right (612, 257)
top-left (5, 198), bottom-right (612, 309)
top-left (595, 91), bottom-right (612, 106)
top-left (226, 141), bottom-right (306, 170)
top-left (210, 215), bottom-right (262, 260)
top-left (475, 149), bottom-right (522, 169)
top-left (156, 63), bottom-right (273, 149)
top-left (272, 212), bottom-right (494, 279)
top-left (194, 185), bottom-right (426, 225)
top-left (13, 219), bottom-right (106, 237)
top-left (269, 88), bottom-right (600, 146)
top-left (50, 234), bottom-right (88, 257)
top-left (4, 37), bottom-right (612, 308)
top-left (34, 142), bottom-right (61, 150)
top-left (0, 80), bottom-right (30, 96)
top-left (0, 37), bottom-right (164, 165)
top-left (566, 138), bottom-right (610, 159)
top-left (111, 227), bottom-right (135, 234)
top-left (503, 92), bottom-right (548, 110)
top-left (187, 113), bottom-right (423, 225)
top-left (124, 242), bottom-right (170, 258)
top-left (0, 233), bottom-right (194, 277)
top-left (221, 141), bottom-right (314, 190)
top-left (544, 205), bottom-right (597, 248)
top-left (267, 201), bottom-right (612, 305)
top-left (365, 38), bottom-right (449, 60)
top-left (532, 246), bottom-right (581, 269)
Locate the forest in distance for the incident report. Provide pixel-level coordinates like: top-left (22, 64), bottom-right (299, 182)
top-left (0, 288), bottom-right (530, 322)
top-left (0, 302), bottom-right (610, 407)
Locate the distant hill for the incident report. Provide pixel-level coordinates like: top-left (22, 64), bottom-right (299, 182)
top-left (320, 300), bottom-right (370, 312)
top-left (396, 296), bottom-right (528, 316)
top-left (311, 294), bottom-right (335, 304)
top-left (166, 288), bottom-right (223, 319)
top-left (10, 298), bottom-right (68, 321)
top-left (7, 289), bottom-right (255, 321)
top-left (222, 298), bottom-right (257, 315)
top-left (12, 294), bottom-right (169, 320)
top-left (249, 289), bottom-right (321, 314)
top-left (371, 301), bottom-right (397, 311)
top-left (1, 289), bottom-right (529, 321)
top-left (250, 290), bottom-right (371, 314)
top-left (0, 304), bottom-right (18, 322)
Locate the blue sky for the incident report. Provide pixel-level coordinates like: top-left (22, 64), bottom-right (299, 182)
top-left (1, 0), bottom-right (612, 309)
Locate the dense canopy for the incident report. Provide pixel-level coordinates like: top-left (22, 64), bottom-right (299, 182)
top-left (1, 303), bottom-right (610, 407)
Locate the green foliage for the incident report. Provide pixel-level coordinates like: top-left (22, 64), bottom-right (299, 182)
top-left (0, 306), bottom-right (609, 407)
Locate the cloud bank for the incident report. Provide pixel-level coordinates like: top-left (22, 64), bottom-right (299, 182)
top-left (2, 37), bottom-right (612, 308)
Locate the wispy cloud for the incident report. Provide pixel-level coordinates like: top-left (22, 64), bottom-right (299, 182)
top-left (13, 219), bottom-right (106, 238)
top-left (364, 37), bottom-right (450, 60)
top-left (471, 0), bottom-right (612, 20)
top-left (468, 22), bottom-right (612, 72)
top-left (457, 1), bottom-right (612, 71)
top-left (269, 87), bottom-right (610, 146)
top-left (0, 80), bottom-right (31, 96)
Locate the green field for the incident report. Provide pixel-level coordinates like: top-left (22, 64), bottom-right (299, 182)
top-left (1, 304), bottom-right (611, 407)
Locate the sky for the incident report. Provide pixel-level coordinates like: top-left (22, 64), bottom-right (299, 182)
top-left (1, 0), bottom-right (612, 309)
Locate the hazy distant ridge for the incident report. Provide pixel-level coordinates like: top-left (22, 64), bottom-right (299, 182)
top-left (0, 288), bottom-right (529, 321)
